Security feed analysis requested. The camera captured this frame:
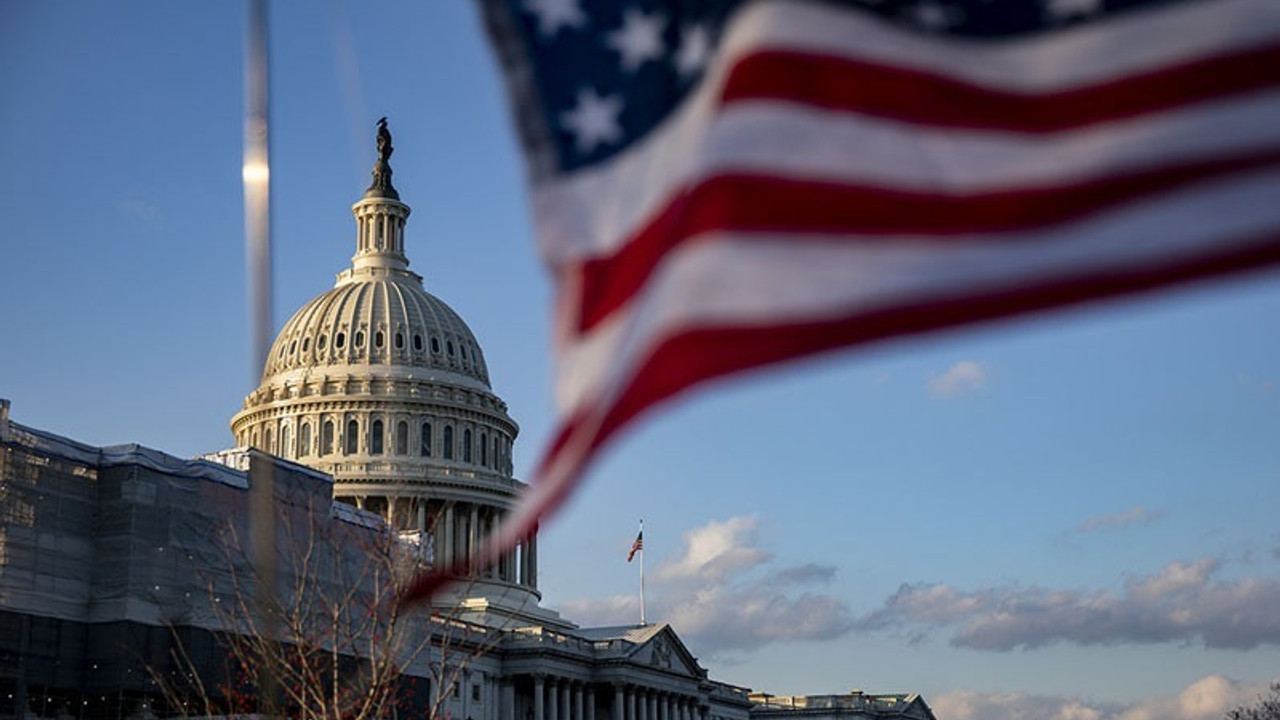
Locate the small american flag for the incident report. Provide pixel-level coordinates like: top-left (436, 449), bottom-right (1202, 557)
top-left (404, 0), bottom-right (1280, 602)
top-left (628, 530), bottom-right (644, 562)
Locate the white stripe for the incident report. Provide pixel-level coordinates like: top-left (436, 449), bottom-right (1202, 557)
top-left (533, 0), bottom-right (1280, 266)
top-left (539, 91), bottom-right (1280, 270)
top-left (553, 168), bottom-right (1280, 413)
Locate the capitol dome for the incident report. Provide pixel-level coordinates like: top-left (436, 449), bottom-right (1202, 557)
top-left (231, 121), bottom-right (543, 616)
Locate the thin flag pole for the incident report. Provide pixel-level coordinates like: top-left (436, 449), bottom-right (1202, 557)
top-left (244, 0), bottom-right (277, 714)
top-left (639, 519), bottom-right (646, 626)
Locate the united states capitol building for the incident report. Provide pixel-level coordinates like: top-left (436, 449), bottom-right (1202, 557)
top-left (0, 128), bottom-right (934, 720)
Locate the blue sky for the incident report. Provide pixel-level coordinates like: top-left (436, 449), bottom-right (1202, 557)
top-left (2, 3), bottom-right (1278, 719)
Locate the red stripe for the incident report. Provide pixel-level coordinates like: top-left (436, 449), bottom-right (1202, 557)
top-left (573, 148), bottom-right (1280, 334)
top-left (721, 43), bottom-right (1280, 131)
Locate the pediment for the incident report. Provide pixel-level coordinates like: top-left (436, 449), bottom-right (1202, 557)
top-left (628, 624), bottom-right (704, 679)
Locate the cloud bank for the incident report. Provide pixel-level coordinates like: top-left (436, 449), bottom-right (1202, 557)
top-left (856, 557), bottom-right (1280, 650)
top-left (933, 674), bottom-right (1272, 720)
top-left (559, 516), bottom-right (853, 654)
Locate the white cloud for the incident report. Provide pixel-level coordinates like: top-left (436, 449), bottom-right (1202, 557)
top-left (856, 557), bottom-right (1280, 650)
top-left (656, 515), bottom-right (772, 583)
top-left (1072, 506), bottom-right (1164, 534)
top-left (928, 361), bottom-right (987, 397)
top-left (560, 516), bottom-right (853, 654)
top-left (933, 675), bottom-right (1272, 720)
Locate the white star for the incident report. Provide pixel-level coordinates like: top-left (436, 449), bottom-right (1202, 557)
top-left (1044, 0), bottom-right (1103, 21)
top-left (607, 8), bottom-right (667, 72)
top-left (561, 88), bottom-right (624, 153)
top-left (675, 24), bottom-right (711, 78)
top-left (524, 0), bottom-right (586, 39)
top-left (908, 1), bottom-right (963, 31)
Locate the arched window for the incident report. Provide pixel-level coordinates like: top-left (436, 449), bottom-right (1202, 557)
top-left (420, 422), bottom-right (432, 457)
top-left (264, 426), bottom-right (273, 453)
top-left (480, 432), bottom-right (488, 467)
top-left (431, 337), bottom-right (440, 353)
top-left (443, 426), bottom-right (454, 460)
top-left (395, 332), bottom-right (404, 349)
top-left (463, 429), bottom-right (472, 463)
top-left (492, 436), bottom-right (498, 470)
top-left (396, 421), bottom-right (409, 455)
top-left (322, 420), bottom-right (334, 455)
top-left (355, 331), bottom-right (365, 348)
top-left (336, 332), bottom-right (346, 349)
top-left (281, 425), bottom-right (292, 458)
top-left (346, 419), bottom-right (359, 454)
top-left (371, 418), bottom-right (385, 455)
top-left (375, 331), bottom-right (384, 349)
top-left (414, 334), bottom-right (423, 351)
top-left (300, 422), bottom-right (312, 457)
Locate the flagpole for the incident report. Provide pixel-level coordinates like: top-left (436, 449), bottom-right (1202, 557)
top-left (639, 518), bottom-right (646, 626)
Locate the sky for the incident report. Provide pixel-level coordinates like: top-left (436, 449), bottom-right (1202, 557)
top-left (2, 2), bottom-right (1278, 719)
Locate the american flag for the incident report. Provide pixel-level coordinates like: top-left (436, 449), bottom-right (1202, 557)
top-left (628, 529), bottom-right (645, 562)
top-left (404, 0), bottom-right (1279, 601)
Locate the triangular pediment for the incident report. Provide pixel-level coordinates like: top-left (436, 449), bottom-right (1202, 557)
top-left (627, 623), bottom-right (704, 679)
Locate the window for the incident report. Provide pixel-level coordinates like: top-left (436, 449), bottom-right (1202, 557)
top-left (346, 419), bottom-right (359, 454)
top-left (420, 422), bottom-right (432, 456)
top-left (472, 684), bottom-right (481, 703)
top-left (480, 432), bottom-right (488, 467)
top-left (371, 419), bottom-right (384, 455)
top-left (431, 337), bottom-right (440, 353)
top-left (300, 422), bottom-right (312, 456)
top-left (289, 340), bottom-right (297, 354)
top-left (375, 331), bottom-right (384, 349)
top-left (301, 337), bottom-right (310, 352)
top-left (318, 335), bottom-right (327, 351)
top-left (447, 340), bottom-right (455, 356)
top-left (355, 331), bottom-right (365, 348)
top-left (322, 420), bottom-right (334, 455)
top-left (463, 429), bottom-right (472, 463)
top-left (264, 427), bottom-right (273, 453)
top-left (492, 437), bottom-right (498, 470)
top-left (281, 425), bottom-right (292, 458)
top-left (336, 332), bottom-right (345, 349)
top-left (443, 426), bottom-right (454, 460)
top-left (414, 334), bottom-right (423, 351)
top-left (396, 421), bottom-right (409, 455)
top-left (395, 332), bottom-right (404, 349)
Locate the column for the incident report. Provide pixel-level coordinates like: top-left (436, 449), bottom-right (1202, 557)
top-left (612, 685), bottom-right (624, 720)
top-left (586, 686), bottom-right (596, 720)
top-left (528, 530), bottom-right (538, 588)
top-left (626, 687), bottom-right (636, 720)
top-left (534, 676), bottom-right (546, 720)
top-left (444, 505), bottom-right (456, 566)
top-left (574, 684), bottom-right (584, 720)
top-left (547, 679), bottom-right (560, 720)
top-left (648, 692), bottom-right (658, 720)
top-left (661, 696), bottom-right (670, 720)
top-left (469, 504), bottom-right (480, 573)
top-left (560, 681), bottom-right (571, 720)
top-left (502, 680), bottom-right (516, 720)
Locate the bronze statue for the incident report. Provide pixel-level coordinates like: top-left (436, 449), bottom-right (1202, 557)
top-left (376, 116), bottom-right (393, 162)
top-left (366, 117), bottom-right (399, 200)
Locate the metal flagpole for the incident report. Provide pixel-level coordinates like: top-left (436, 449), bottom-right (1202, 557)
top-left (639, 518), bottom-right (645, 626)
top-left (244, 0), bottom-right (277, 714)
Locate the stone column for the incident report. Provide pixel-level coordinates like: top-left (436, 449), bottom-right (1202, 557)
top-left (626, 687), bottom-right (636, 720)
top-left (502, 680), bottom-right (516, 720)
top-left (534, 676), bottom-right (546, 720)
top-left (469, 504), bottom-right (480, 573)
top-left (444, 505), bottom-right (456, 566)
top-left (574, 684), bottom-right (584, 720)
top-left (586, 686), bottom-right (596, 720)
top-left (612, 685), bottom-right (624, 720)
top-left (561, 681), bottom-right (571, 720)
top-left (528, 529), bottom-right (538, 588)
